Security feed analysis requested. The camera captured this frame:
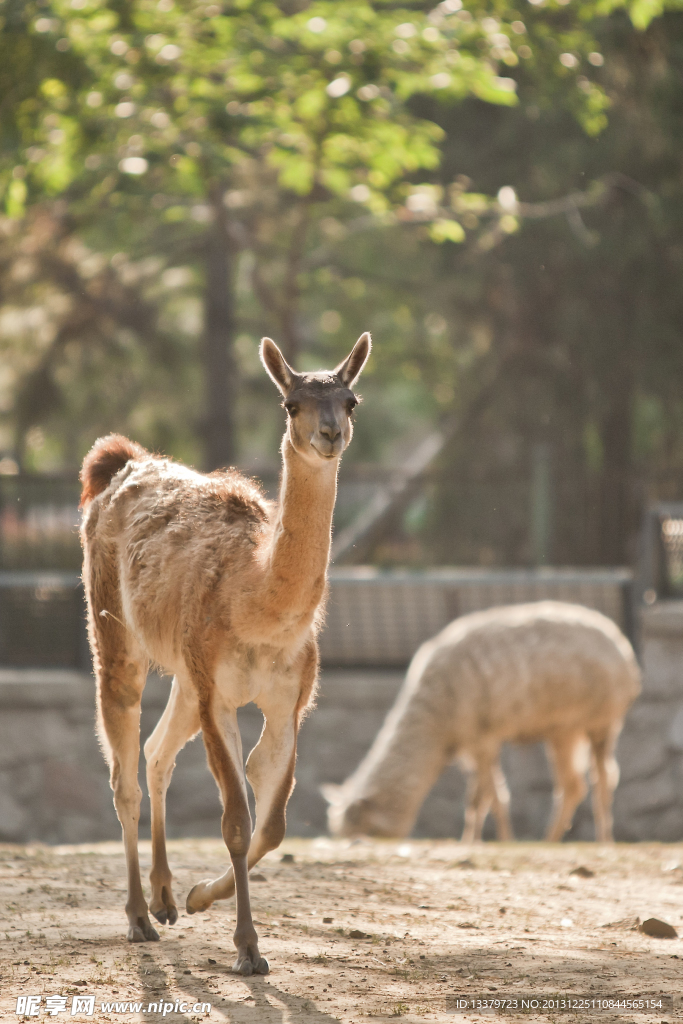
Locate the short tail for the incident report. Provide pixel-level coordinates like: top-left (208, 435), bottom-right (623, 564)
top-left (80, 433), bottom-right (149, 506)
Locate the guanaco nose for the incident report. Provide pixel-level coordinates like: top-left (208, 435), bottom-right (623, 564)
top-left (319, 422), bottom-right (341, 442)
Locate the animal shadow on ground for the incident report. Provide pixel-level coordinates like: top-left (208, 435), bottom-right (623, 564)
top-left (128, 942), bottom-right (341, 1023)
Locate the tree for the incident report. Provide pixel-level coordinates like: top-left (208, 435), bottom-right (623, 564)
top-left (373, 5), bottom-right (683, 567)
top-left (1, 0), bottom-right (607, 469)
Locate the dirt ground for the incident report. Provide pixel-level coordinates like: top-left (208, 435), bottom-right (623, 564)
top-left (2, 839), bottom-right (683, 1023)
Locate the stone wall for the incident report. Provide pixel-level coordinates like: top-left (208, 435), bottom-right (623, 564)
top-left (2, 601), bottom-right (683, 844)
top-left (612, 601), bottom-right (683, 841)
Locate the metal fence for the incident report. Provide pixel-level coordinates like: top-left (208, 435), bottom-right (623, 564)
top-left (0, 471), bottom-right (658, 670)
top-left (0, 476), bottom-right (87, 668)
top-left (639, 502), bottom-right (683, 603)
top-left (0, 572), bottom-right (88, 669)
top-left (0, 474), bottom-right (82, 571)
top-left (319, 567), bottom-right (634, 667)
top-left (0, 565), bottom-right (633, 671)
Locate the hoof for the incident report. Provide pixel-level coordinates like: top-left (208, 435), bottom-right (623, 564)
top-left (127, 918), bottom-right (160, 943)
top-left (186, 882), bottom-right (213, 915)
top-left (151, 904), bottom-right (178, 926)
top-left (232, 955), bottom-right (268, 976)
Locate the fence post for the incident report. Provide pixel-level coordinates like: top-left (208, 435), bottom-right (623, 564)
top-left (530, 442), bottom-right (553, 565)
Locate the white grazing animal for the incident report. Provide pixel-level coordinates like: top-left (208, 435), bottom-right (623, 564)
top-left (324, 601), bottom-right (640, 842)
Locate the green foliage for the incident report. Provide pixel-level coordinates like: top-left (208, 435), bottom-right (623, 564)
top-left (0, 0), bottom-right (681, 541)
top-left (429, 218), bottom-right (466, 243)
top-left (593, 0), bottom-right (683, 29)
top-left (417, 8), bottom-right (683, 566)
top-left (3, 0), bottom-right (528, 212)
top-left (0, 0), bottom-right (607, 470)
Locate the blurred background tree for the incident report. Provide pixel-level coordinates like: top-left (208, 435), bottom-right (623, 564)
top-left (1, 0), bottom-right (522, 470)
top-left (399, 3), bottom-right (683, 568)
top-left (0, 0), bottom-right (682, 568)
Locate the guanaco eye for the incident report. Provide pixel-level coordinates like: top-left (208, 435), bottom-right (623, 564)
top-left (285, 402), bottom-right (298, 417)
top-left (347, 398), bottom-right (358, 414)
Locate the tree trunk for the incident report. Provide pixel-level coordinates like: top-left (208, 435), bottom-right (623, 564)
top-left (202, 203), bottom-right (237, 470)
top-left (599, 369), bottom-right (633, 565)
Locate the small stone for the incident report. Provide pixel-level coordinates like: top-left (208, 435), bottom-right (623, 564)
top-left (251, 873), bottom-right (267, 882)
top-left (639, 918), bottom-right (678, 939)
top-left (602, 916), bottom-right (640, 931)
top-left (323, 917), bottom-right (333, 923)
top-left (570, 866), bottom-right (595, 878)
top-left (281, 853), bottom-right (295, 864)
top-left (208, 957), bottom-right (217, 964)
top-left (349, 929), bottom-right (369, 939)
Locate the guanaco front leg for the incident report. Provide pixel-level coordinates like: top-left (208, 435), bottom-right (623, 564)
top-left (461, 746), bottom-right (511, 842)
top-left (195, 686), bottom-right (268, 975)
top-left (545, 732), bottom-right (589, 842)
top-left (186, 646), bottom-right (315, 915)
top-left (186, 704), bottom-right (297, 911)
top-left (588, 724), bottom-right (621, 842)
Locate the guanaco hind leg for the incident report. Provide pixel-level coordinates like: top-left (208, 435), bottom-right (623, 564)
top-left (92, 606), bottom-right (156, 942)
top-left (144, 675), bottom-right (200, 926)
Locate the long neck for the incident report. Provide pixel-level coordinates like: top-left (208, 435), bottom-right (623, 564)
top-left (263, 436), bottom-right (339, 614)
top-left (343, 669), bottom-right (451, 836)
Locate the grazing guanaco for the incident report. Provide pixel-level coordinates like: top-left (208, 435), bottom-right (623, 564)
top-left (325, 601), bottom-right (640, 843)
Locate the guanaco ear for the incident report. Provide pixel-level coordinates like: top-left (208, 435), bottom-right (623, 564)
top-left (335, 332), bottom-right (372, 388)
top-left (260, 337), bottom-right (295, 395)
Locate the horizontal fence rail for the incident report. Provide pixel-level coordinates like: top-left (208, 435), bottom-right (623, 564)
top-left (320, 567), bottom-right (634, 667)
top-left (0, 572), bottom-right (89, 670)
top-left (0, 567), bottom-right (634, 671)
top-left (0, 469), bottom-right (392, 573)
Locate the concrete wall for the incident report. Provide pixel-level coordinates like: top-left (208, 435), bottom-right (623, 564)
top-left (612, 601), bottom-right (683, 841)
top-left (2, 601), bottom-right (683, 844)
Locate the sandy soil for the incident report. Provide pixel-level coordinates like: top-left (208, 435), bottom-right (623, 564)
top-left (2, 839), bottom-right (683, 1023)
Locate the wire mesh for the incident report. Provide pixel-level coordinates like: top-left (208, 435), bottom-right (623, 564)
top-left (0, 476), bottom-right (82, 571)
top-left (660, 516), bottom-right (683, 596)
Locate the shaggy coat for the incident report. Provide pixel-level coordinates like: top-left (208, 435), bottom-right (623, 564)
top-left (80, 334), bottom-right (371, 973)
top-left (326, 601), bottom-right (640, 843)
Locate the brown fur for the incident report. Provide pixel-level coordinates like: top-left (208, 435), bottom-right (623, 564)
top-left (80, 333), bottom-right (371, 971)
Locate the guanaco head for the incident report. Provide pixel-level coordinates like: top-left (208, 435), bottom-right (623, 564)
top-left (322, 783), bottom-right (409, 838)
top-left (260, 333), bottom-right (371, 463)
